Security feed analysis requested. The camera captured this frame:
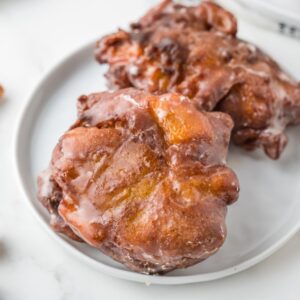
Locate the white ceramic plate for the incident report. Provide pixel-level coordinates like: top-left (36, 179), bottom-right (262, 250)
top-left (14, 41), bottom-right (300, 285)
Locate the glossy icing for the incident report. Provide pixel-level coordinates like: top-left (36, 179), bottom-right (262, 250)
top-left (96, 0), bottom-right (300, 159)
top-left (38, 88), bottom-right (239, 274)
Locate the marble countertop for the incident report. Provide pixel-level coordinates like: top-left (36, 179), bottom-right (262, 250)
top-left (0, 0), bottom-right (299, 299)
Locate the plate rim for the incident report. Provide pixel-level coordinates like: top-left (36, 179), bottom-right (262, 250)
top-left (13, 39), bottom-right (300, 285)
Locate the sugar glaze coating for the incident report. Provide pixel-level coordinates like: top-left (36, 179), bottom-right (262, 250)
top-left (96, 0), bottom-right (300, 159)
top-left (38, 88), bottom-right (239, 274)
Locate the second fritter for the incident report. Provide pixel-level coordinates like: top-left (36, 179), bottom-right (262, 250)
top-left (96, 0), bottom-right (300, 159)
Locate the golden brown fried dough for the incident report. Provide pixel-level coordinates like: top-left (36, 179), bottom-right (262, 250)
top-left (0, 84), bottom-right (4, 99)
top-left (96, 0), bottom-right (300, 159)
top-left (38, 88), bottom-right (239, 274)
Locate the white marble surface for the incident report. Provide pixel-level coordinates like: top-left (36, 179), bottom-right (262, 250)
top-left (0, 0), bottom-right (299, 299)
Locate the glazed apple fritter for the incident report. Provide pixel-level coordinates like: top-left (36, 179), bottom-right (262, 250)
top-left (38, 88), bottom-right (239, 274)
top-left (95, 0), bottom-right (300, 159)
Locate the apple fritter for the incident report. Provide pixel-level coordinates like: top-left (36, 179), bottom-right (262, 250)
top-left (38, 88), bottom-right (239, 274)
top-left (95, 0), bottom-right (300, 159)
